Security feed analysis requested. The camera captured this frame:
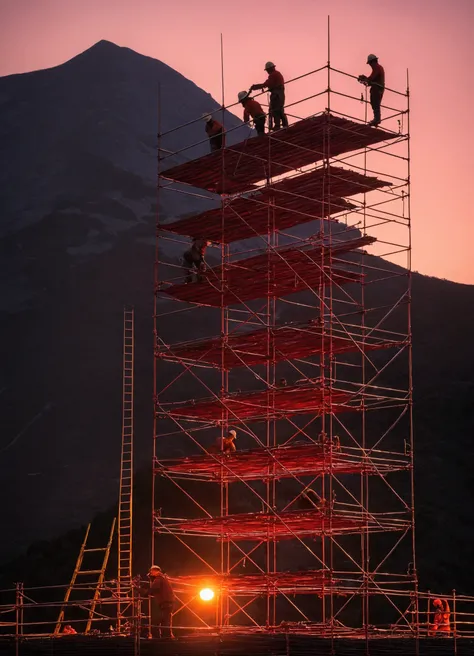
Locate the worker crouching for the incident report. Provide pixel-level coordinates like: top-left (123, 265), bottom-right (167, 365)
top-left (203, 113), bottom-right (225, 152)
top-left (183, 238), bottom-right (211, 283)
top-left (429, 598), bottom-right (451, 636)
top-left (147, 565), bottom-right (175, 639)
top-left (238, 91), bottom-right (266, 136)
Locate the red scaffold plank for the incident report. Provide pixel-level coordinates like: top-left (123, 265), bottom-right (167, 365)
top-left (161, 114), bottom-right (399, 193)
top-left (157, 320), bottom-right (402, 368)
top-left (169, 571), bottom-right (338, 595)
top-left (163, 235), bottom-right (374, 307)
top-left (156, 385), bottom-right (354, 422)
top-left (163, 166), bottom-right (392, 243)
top-left (155, 509), bottom-right (410, 540)
top-left (155, 443), bottom-right (411, 482)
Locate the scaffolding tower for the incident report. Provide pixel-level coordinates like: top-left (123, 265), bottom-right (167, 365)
top-left (153, 57), bottom-right (416, 637)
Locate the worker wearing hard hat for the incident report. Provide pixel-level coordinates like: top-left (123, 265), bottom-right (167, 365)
top-left (147, 565), bottom-right (175, 639)
top-left (202, 113), bottom-right (226, 152)
top-left (250, 62), bottom-right (288, 131)
top-left (428, 598), bottom-right (451, 636)
top-left (358, 54), bottom-right (385, 127)
top-left (238, 91), bottom-right (266, 136)
top-left (221, 429), bottom-right (237, 453)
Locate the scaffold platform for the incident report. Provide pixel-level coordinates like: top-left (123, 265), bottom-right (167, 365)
top-left (154, 443), bottom-right (411, 482)
top-left (155, 382), bottom-right (406, 423)
top-left (163, 166), bottom-right (391, 243)
top-left (156, 320), bottom-right (403, 369)
top-left (4, 635), bottom-right (474, 656)
top-left (161, 114), bottom-right (401, 193)
top-left (162, 235), bottom-right (374, 306)
top-left (154, 508), bottom-right (410, 540)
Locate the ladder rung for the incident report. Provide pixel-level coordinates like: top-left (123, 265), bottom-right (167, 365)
top-left (83, 548), bottom-right (106, 553)
top-left (77, 570), bottom-right (104, 575)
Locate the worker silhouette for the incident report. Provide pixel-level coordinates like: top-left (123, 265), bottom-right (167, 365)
top-left (182, 238), bottom-right (211, 283)
top-left (358, 54), bottom-right (385, 127)
top-left (146, 565), bottom-right (175, 639)
top-left (250, 61), bottom-right (288, 131)
top-left (202, 113), bottom-right (225, 152)
top-left (238, 91), bottom-right (266, 136)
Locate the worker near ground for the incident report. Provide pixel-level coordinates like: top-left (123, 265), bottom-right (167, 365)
top-left (358, 54), bottom-right (385, 127)
top-left (250, 62), bottom-right (288, 131)
top-left (203, 113), bottom-right (225, 152)
top-left (183, 238), bottom-right (211, 283)
top-left (62, 624), bottom-right (77, 635)
top-left (147, 565), bottom-right (175, 639)
top-left (429, 597), bottom-right (451, 636)
top-left (238, 91), bottom-right (266, 137)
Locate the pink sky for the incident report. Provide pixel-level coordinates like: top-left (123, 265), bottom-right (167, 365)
top-left (1, 0), bottom-right (473, 283)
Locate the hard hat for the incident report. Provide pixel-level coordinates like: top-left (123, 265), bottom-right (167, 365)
top-left (433, 598), bottom-right (442, 607)
top-left (264, 61), bottom-right (275, 70)
top-left (367, 54), bottom-right (378, 63)
top-left (228, 429), bottom-right (237, 438)
top-left (238, 90), bottom-right (249, 102)
top-left (202, 113), bottom-right (212, 123)
top-left (148, 565), bottom-right (161, 573)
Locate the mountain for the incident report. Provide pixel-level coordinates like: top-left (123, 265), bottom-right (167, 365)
top-left (0, 40), bottom-right (244, 561)
top-left (0, 40), bottom-right (473, 601)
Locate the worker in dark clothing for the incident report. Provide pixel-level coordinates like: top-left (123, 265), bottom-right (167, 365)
top-left (183, 238), bottom-right (211, 283)
top-left (358, 54), bottom-right (385, 127)
top-left (429, 598), bottom-right (451, 636)
top-left (147, 565), bottom-right (175, 639)
top-left (238, 91), bottom-right (266, 136)
top-left (250, 62), bottom-right (288, 131)
top-left (203, 113), bottom-right (226, 152)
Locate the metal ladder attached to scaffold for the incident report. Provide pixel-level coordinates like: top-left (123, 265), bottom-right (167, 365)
top-left (54, 519), bottom-right (116, 635)
top-left (117, 306), bottom-right (134, 629)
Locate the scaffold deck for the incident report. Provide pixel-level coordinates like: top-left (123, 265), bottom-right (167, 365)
top-left (162, 235), bottom-right (374, 306)
top-left (161, 114), bottom-right (399, 193)
top-left (155, 508), bottom-right (410, 540)
top-left (162, 166), bottom-right (391, 243)
top-left (155, 383), bottom-right (406, 423)
top-left (155, 443), bottom-right (411, 482)
top-left (157, 320), bottom-right (402, 368)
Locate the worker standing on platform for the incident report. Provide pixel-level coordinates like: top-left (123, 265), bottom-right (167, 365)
top-left (238, 91), bottom-right (266, 136)
top-left (358, 54), bottom-right (385, 127)
top-left (250, 62), bottom-right (288, 131)
top-left (182, 238), bottom-right (211, 283)
top-left (202, 113), bottom-right (226, 152)
top-left (147, 565), bottom-right (175, 639)
top-left (429, 598), bottom-right (451, 636)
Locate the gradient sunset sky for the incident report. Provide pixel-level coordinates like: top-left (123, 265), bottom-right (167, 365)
top-left (1, 0), bottom-right (473, 283)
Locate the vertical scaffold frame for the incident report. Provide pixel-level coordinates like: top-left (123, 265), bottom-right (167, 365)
top-left (152, 35), bottom-right (417, 638)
